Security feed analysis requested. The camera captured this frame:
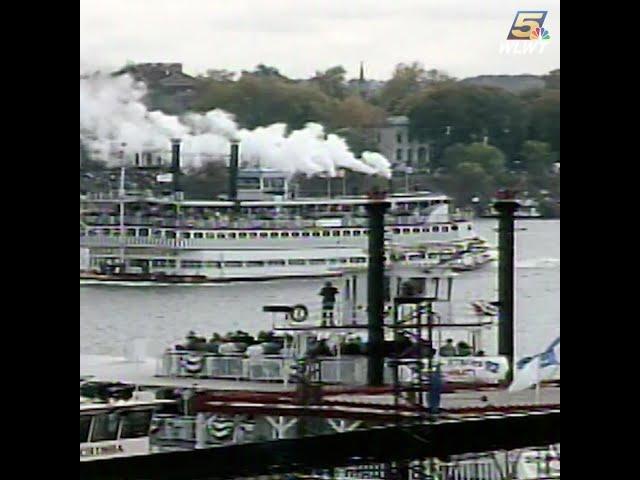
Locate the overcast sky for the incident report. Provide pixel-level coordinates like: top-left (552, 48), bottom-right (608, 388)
top-left (80, 0), bottom-right (560, 80)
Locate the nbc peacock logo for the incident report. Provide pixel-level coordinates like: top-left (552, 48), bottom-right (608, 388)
top-left (500, 11), bottom-right (553, 55)
top-left (530, 27), bottom-right (551, 41)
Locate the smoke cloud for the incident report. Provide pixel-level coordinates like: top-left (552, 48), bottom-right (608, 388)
top-left (80, 72), bottom-right (391, 178)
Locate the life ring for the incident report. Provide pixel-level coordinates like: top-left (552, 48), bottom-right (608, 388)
top-left (206, 415), bottom-right (234, 440)
top-left (183, 354), bottom-right (203, 374)
top-left (291, 304), bottom-right (309, 323)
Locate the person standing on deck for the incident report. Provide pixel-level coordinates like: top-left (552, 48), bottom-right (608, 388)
top-left (319, 281), bottom-right (339, 326)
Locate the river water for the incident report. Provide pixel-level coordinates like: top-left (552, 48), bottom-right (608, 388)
top-left (80, 219), bottom-right (559, 359)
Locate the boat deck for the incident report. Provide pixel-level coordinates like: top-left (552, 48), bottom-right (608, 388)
top-left (80, 354), bottom-right (560, 407)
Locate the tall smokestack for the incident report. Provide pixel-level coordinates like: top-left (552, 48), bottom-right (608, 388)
top-left (365, 191), bottom-right (390, 387)
top-left (493, 191), bottom-right (520, 382)
top-left (171, 139), bottom-right (182, 193)
top-left (229, 142), bottom-right (240, 208)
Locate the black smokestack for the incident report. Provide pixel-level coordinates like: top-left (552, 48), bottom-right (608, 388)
top-left (171, 139), bottom-right (182, 193)
top-left (365, 191), bottom-right (390, 387)
top-left (229, 142), bottom-right (239, 205)
top-left (494, 191), bottom-right (520, 382)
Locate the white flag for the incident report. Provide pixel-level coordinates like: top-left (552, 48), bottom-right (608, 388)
top-left (509, 337), bottom-right (560, 392)
top-left (508, 356), bottom-right (541, 392)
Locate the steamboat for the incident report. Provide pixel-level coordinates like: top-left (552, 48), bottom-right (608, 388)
top-left (80, 143), bottom-right (492, 283)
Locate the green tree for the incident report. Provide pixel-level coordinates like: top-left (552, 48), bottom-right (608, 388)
top-left (194, 75), bottom-right (336, 130)
top-left (330, 96), bottom-right (386, 129)
top-left (520, 140), bottom-right (553, 177)
top-left (527, 90), bottom-right (560, 152)
top-left (375, 62), bottom-right (428, 114)
top-left (442, 143), bottom-right (506, 177)
top-left (312, 66), bottom-right (348, 99)
top-left (444, 162), bottom-right (494, 206)
top-left (406, 84), bottom-right (527, 165)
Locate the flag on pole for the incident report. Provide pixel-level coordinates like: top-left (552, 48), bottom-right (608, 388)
top-left (509, 337), bottom-right (560, 392)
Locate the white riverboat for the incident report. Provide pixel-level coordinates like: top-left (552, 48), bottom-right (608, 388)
top-left (155, 267), bottom-right (509, 386)
top-left (80, 168), bottom-right (492, 283)
top-left (80, 387), bottom-right (174, 461)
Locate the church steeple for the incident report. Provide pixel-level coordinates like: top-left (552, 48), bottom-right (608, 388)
top-left (359, 61), bottom-right (365, 83)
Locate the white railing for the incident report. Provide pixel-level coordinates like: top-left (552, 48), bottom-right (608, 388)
top-left (156, 352), bottom-right (369, 385)
top-left (155, 353), bottom-right (508, 385)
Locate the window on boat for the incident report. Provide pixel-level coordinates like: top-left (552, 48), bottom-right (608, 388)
top-left (166, 231), bottom-right (177, 239)
top-left (194, 232), bottom-right (204, 239)
top-left (205, 261), bottom-right (221, 268)
top-left (182, 232), bottom-right (192, 240)
top-left (90, 412), bottom-right (120, 442)
top-left (120, 410), bottom-right (152, 440)
top-left (80, 415), bottom-right (91, 444)
top-left (468, 225), bottom-right (473, 230)
top-left (139, 228), bottom-right (149, 237)
top-left (428, 253), bottom-right (438, 259)
top-left (332, 231), bottom-right (340, 237)
top-left (353, 231), bottom-right (361, 237)
top-left (216, 233), bottom-right (226, 239)
top-left (322, 231), bottom-right (330, 237)
top-left (270, 232), bottom-right (279, 238)
top-left (166, 260), bottom-right (177, 268)
top-left (451, 225), bottom-right (459, 231)
top-left (267, 260), bottom-right (286, 266)
top-left (112, 230), bottom-right (121, 237)
top-left (224, 261), bottom-right (242, 268)
top-left (302, 232), bottom-right (310, 237)
top-left (350, 257), bottom-right (366, 264)
top-left (343, 230), bottom-right (352, 237)
top-left (246, 261), bottom-right (265, 267)
top-left (88, 230), bottom-right (98, 237)
top-left (238, 232), bottom-right (247, 239)
top-left (339, 258), bottom-right (349, 264)
top-left (291, 232), bottom-right (300, 238)
top-left (127, 228), bottom-right (137, 237)
top-left (288, 259), bottom-right (306, 266)
top-left (423, 227), bottom-right (430, 233)
top-left (248, 232), bottom-right (258, 239)
top-left (312, 232), bottom-right (321, 237)
top-left (432, 226), bottom-right (440, 233)
top-left (153, 230), bottom-right (162, 238)
top-left (442, 226), bottom-right (449, 233)
top-left (309, 259), bottom-right (325, 265)
top-left (228, 233), bottom-right (237, 239)
top-left (259, 232), bottom-right (269, 238)
top-left (412, 228), bottom-right (421, 234)
top-left (182, 261), bottom-right (203, 269)
top-left (281, 232), bottom-right (290, 238)
top-left (205, 232), bottom-right (215, 239)
top-left (392, 228), bottom-right (400, 234)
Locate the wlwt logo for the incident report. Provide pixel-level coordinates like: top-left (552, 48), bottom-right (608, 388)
top-left (501, 11), bottom-right (552, 54)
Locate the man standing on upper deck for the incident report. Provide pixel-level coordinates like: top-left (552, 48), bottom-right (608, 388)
top-left (319, 281), bottom-right (339, 326)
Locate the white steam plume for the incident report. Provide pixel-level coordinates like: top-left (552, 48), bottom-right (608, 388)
top-left (80, 72), bottom-right (391, 178)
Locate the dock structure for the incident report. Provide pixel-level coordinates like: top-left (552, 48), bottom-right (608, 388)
top-left (80, 406), bottom-right (559, 479)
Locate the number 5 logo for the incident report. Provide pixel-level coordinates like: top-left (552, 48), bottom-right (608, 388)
top-left (508, 11), bottom-right (548, 40)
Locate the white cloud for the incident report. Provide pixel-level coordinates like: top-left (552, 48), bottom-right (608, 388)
top-left (80, 0), bottom-right (560, 79)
